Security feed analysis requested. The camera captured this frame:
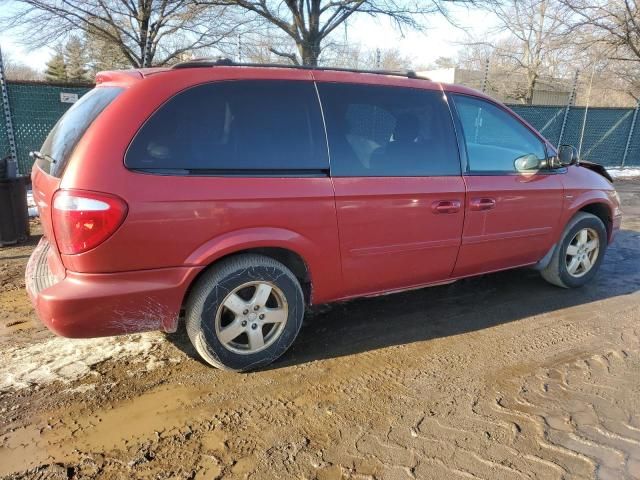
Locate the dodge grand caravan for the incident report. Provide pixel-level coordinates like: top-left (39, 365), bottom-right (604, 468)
top-left (26, 60), bottom-right (622, 371)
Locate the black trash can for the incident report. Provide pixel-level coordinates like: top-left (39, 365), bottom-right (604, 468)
top-left (0, 176), bottom-right (30, 246)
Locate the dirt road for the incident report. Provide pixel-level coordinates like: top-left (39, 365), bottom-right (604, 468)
top-left (1, 181), bottom-right (639, 480)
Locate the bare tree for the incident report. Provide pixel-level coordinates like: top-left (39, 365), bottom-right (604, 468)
top-left (199, 0), bottom-right (485, 66)
top-left (318, 42), bottom-right (413, 69)
top-left (469, 0), bottom-right (571, 104)
top-left (239, 26), bottom-right (300, 64)
top-left (560, 0), bottom-right (640, 101)
top-left (1, 50), bottom-right (43, 81)
top-left (562, 0), bottom-right (640, 62)
top-left (0, 0), bottom-right (245, 67)
top-left (431, 56), bottom-right (457, 68)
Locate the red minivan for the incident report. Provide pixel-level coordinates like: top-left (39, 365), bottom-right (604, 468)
top-left (26, 60), bottom-right (622, 371)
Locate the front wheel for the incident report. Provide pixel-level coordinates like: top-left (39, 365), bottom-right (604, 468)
top-left (541, 212), bottom-right (607, 288)
top-left (185, 254), bottom-right (305, 371)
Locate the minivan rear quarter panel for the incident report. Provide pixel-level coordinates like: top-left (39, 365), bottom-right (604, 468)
top-left (58, 68), bottom-right (344, 304)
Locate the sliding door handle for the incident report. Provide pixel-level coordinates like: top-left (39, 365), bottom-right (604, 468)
top-left (470, 198), bottom-right (496, 211)
top-left (432, 200), bottom-right (462, 214)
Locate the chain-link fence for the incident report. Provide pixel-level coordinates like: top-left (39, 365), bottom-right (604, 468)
top-left (509, 105), bottom-right (640, 167)
top-left (0, 79), bottom-right (639, 174)
top-left (0, 81), bottom-right (92, 175)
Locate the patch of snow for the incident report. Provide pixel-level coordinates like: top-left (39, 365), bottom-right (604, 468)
top-left (65, 384), bottom-right (96, 394)
top-left (607, 167), bottom-right (640, 179)
top-left (0, 333), bottom-right (168, 392)
top-left (26, 189), bottom-right (38, 217)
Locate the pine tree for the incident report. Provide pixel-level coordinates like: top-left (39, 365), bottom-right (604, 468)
top-left (44, 52), bottom-right (67, 82)
top-left (64, 36), bottom-right (88, 83)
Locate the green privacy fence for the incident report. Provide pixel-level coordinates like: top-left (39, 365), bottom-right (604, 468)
top-left (509, 104), bottom-right (639, 167)
top-left (1, 81), bottom-right (639, 174)
top-left (0, 81), bottom-right (93, 175)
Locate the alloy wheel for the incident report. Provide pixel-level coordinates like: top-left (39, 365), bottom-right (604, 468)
top-left (214, 281), bottom-right (289, 354)
top-left (565, 227), bottom-right (600, 278)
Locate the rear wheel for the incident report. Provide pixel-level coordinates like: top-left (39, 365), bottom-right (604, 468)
top-left (541, 212), bottom-right (607, 288)
top-left (185, 254), bottom-right (305, 371)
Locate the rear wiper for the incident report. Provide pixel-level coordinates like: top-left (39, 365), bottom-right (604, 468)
top-left (29, 151), bottom-right (56, 164)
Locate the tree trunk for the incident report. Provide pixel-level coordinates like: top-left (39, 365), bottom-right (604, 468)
top-left (298, 39), bottom-right (321, 66)
top-left (525, 72), bottom-right (538, 105)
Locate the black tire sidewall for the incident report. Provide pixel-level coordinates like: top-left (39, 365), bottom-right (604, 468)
top-left (557, 216), bottom-right (607, 288)
top-left (195, 262), bottom-right (304, 371)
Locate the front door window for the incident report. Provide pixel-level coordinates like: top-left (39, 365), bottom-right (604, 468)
top-left (452, 94), bottom-right (546, 174)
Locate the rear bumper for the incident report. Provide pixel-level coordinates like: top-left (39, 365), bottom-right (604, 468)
top-left (26, 238), bottom-right (202, 338)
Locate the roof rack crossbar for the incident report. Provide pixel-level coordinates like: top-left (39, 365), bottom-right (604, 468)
top-left (171, 58), bottom-right (430, 81)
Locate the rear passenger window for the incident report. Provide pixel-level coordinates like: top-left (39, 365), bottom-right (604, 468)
top-left (126, 81), bottom-right (328, 173)
top-left (317, 83), bottom-right (460, 177)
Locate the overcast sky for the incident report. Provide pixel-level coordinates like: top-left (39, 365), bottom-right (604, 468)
top-left (0, 2), bottom-right (495, 70)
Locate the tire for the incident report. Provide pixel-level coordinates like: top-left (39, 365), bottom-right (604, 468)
top-left (185, 254), bottom-right (305, 371)
top-left (541, 212), bottom-right (607, 288)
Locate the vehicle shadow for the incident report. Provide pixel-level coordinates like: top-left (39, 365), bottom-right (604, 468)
top-left (167, 228), bottom-right (640, 370)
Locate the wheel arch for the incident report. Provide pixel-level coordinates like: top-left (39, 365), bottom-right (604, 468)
top-left (537, 199), bottom-right (613, 272)
top-left (577, 201), bottom-right (613, 241)
top-left (565, 189), bottom-right (615, 243)
top-left (179, 230), bottom-right (317, 330)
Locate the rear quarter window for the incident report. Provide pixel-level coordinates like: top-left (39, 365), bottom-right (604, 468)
top-left (38, 87), bottom-right (123, 177)
top-left (125, 80), bottom-right (328, 174)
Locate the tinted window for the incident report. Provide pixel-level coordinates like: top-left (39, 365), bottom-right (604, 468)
top-left (317, 83), bottom-right (460, 177)
top-left (452, 95), bottom-right (546, 173)
top-left (39, 87), bottom-right (122, 177)
top-left (126, 81), bottom-right (328, 172)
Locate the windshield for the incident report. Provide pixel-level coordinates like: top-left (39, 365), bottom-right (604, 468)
top-left (38, 86), bottom-right (123, 177)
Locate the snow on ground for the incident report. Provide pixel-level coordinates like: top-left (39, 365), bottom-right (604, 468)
top-left (0, 333), bottom-right (170, 392)
top-left (26, 189), bottom-right (37, 217)
top-left (608, 167), bottom-right (640, 179)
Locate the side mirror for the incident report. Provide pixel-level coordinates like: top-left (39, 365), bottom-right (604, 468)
top-left (514, 153), bottom-right (542, 172)
top-left (558, 144), bottom-right (579, 166)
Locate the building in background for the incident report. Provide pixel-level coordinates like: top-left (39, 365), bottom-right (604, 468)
top-left (420, 66), bottom-right (636, 108)
top-left (420, 67), bottom-right (571, 106)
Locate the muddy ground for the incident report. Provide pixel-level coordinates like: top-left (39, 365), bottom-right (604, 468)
top-left (1, 181), bottom-right (639, 480)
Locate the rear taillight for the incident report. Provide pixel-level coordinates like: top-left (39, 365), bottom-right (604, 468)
top-left (52, 190), bottom-right (128, 255)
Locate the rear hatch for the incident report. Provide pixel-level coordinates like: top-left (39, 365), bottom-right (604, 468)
top-left (31, 86), bottom-right (123, 272)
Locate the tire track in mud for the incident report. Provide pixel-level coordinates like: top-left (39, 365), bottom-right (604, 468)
top-left (181, 302), bottom-right (640, 479)
top-left (480, 327), bottom-right (640, 480)
top-left (281, 303), bottom-right (640, 480)
top-left (4, 303), bottom-right (638, 479)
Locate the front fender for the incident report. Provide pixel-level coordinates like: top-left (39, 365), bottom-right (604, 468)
top-left (562, 191), bottom-right (618, 242)
top-left (566, 190), bottom-right (614, 216)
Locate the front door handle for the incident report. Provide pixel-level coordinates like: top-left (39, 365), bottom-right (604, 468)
top-left (470, 198), bottom-right (497, 211)
top-left (432, 200), bottom-right (462, 214)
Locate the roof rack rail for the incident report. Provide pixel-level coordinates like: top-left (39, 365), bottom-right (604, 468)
top-left (171, 57), bottom-right (430, 81)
